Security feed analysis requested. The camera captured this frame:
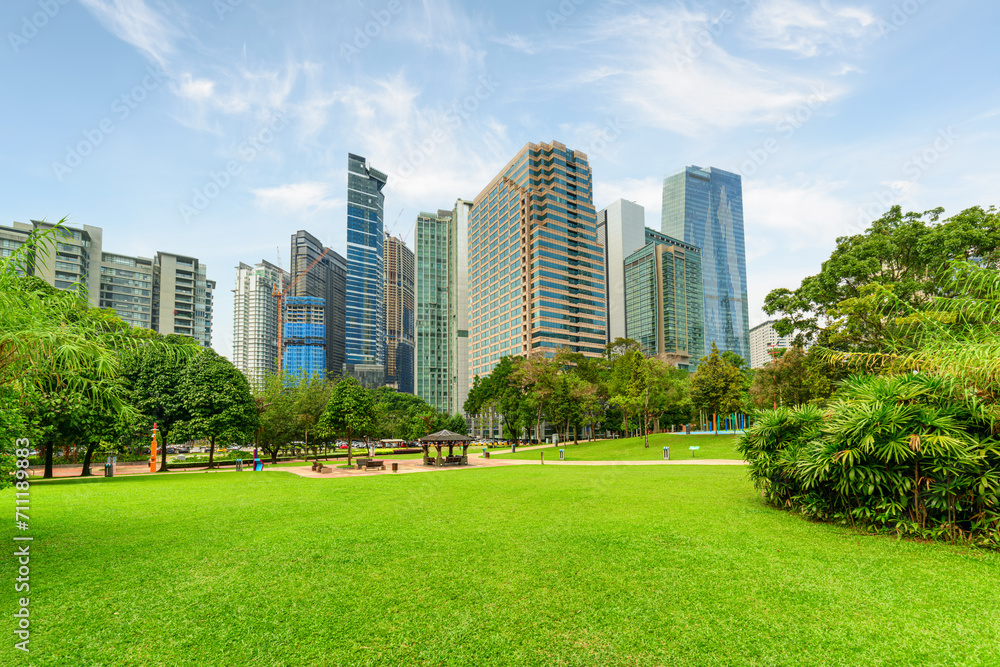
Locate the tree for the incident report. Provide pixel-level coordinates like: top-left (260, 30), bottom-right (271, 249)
top-left (764, 205), bottom-right (1000, 351)
top-left (749, 346), bottom-right (846, 410)
top-left (174, 349), bottom-right (258, 468)
top-left (291, 375), bottom-right (333, 457)
top-left (691, 342), bottom-right (744, 433)
top-left (517, 355), bottom-right (558, 443)
top-left (318, 377), bottom-right (375, 467)
top-left (609, 347), bottom-right (647, 439)
top-left (120, 334), bottom-right (201, 472)
top-left (256, 374), bottom-right (296, 464)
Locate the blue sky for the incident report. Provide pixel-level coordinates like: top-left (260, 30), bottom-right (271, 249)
top-left (2, 0), bottom-right (998, 360)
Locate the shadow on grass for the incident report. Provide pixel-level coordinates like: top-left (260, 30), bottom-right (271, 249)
top-left (28, 470), bottom-right (302, 487)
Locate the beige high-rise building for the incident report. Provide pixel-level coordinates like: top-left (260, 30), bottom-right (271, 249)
top-left (153, 252), bottom-right (215, 347)
top-left (467, 140), bottom-right (606, 380)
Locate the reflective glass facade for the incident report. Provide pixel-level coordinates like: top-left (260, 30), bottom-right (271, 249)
top-left (384, 235), bottom-right (415, 393)
top-left (661, 166), bottom-right (750, 363)
top-left (415, 211), bottom-right (450, 412)
top-left (346, 153), bottom-right (387, 368)
top-left (284, 296), bottom-right (326, 378)
top-left (624, 231), bottom-right (704, 369)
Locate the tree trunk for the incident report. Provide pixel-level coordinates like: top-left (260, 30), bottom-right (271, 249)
top-left (347, 431), bottom-right (353, 466)
top-left (157, 427), bottom-right (169, 473)
top-left (713, 412), bottom-right (718, 434)
top-left (43, 441), bottom-right (54, 479)
top-left (644, 414), bottom-right (650, 448)
top-left (270, 448), bottom-right (278, 465)
top-left (80, 443), bottom-right (98, 477)
top-left (208, 437), bottom-right (216, 469)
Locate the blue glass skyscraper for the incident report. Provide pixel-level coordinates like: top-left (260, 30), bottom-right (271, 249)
top-left (661, 166), bottom-right (750, 364)
top-left (346, 153), bottom-right (388, 379)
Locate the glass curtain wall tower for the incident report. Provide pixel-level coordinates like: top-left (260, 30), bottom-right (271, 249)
top-left (346, 153), bottom-right (388, 386)
top-left (661, 166), bottom-right (750, 363)
top-left (415, 200), bottom-right (473, 416)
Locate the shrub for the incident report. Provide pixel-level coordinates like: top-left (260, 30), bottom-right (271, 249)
top-left (739, 373), bottom-right (1000, 548)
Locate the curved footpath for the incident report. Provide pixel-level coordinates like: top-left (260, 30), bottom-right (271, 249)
top-left (270, 453), bottom-right (747, 480)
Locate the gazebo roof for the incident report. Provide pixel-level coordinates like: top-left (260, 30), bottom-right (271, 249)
top-left (419, 430), bottom-right (473, 443)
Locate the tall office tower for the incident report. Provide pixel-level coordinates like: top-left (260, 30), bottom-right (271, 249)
top-left (661, 166), bottom-right (750, 363)
top-left (624, 229), bottom-right (704, 370)
top-left (384, 235), bottom-right (415, 394)
top-left (153, 252), bottom-right (215, 347)
top-left (233, 260), bottom-right (287, 388)
top-left (415, 210), bottom-right (451, 412)
top-left (448, 199), bottom-right (472, 417)
top-left (346, 153), bottom-right (388, 386)
top-left (749, 320), bottom-right (795, 369)
top-left (288, 230), bottom-right (346, 378)
top-left (596, 199), bottom-right (647, 343)
top-left (468, 141), bottom-right (606, 383)
top-left (99, 252), bottom-right (154, 330)
top-left (283, 296), bottom-right (327, 378)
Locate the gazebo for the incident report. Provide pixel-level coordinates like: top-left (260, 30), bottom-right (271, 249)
top-left (418, 430), bottom-right (473, 466)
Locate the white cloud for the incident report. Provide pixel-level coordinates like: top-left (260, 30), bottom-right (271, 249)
top-left (78, 0), bottom-right (181, 67)
top-left (252, 182), bottom-right (343, 213)
top-left (744, 176), bottom-right (857, 249)
top-left (745, 0), bottom-right (878, 57)
top-left (560, 6), bottom-right (849, 137)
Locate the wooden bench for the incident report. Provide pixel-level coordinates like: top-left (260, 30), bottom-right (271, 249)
top-left (364, 459), bottom-right (385, 471)
top-left (443, 456), bottom-right (464, 466)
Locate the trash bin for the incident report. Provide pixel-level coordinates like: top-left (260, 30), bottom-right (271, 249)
top-left (663, 447), bottom-right (670, 460)
top-left (392, 462), bottom-right (398, 473)
top-left (559, 448), bottom-right (565, 460)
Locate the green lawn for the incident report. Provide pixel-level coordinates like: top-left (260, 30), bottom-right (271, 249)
top-left (6, 466), bottom-right (999, 665)
top-left (490, 433), bottom-right (743, 461)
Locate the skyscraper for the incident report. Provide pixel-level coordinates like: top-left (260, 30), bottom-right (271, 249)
top-left (415, 200), bottom-right (472, 416)
top-left (287, 230), bottom-right (346, 378)
top-left (468, 141), bottom-right (606, 382)
top-left (233, 260), bottom-right (287, 388)
top-left (346, 153), bottom-right (388, 386)
top-left (624, 229), bottom-right (704, 369)
top-left (384, 234), bottom-right (415, 394)
top-left (661, 166), bottom-right (750, 363)
top-left (415, 210), bottom-right (450, 412)
top-left (596, 199), bottom-right (647, 343)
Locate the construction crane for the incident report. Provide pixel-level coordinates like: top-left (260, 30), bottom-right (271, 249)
top-left (274, 247), bottom-right (330, 373)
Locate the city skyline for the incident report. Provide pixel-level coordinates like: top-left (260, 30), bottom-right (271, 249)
top-left (2, 1), bottom-right (997, 362)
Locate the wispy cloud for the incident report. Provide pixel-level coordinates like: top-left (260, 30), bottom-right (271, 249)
top-left (252, 181), bottom-right (342, 213)
top-left (562, 5), bottom-right (847, 137)
top-left (78, 0), bottom-right (182, 67)
top-left (744, 0), bottom-right (878, 57)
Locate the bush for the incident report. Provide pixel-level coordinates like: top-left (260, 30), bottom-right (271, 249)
top-left (739, 373), bottom-right (1000, 548)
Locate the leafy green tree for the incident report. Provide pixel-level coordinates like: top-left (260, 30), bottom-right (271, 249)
top-left (764, 205), bottom-right (1000, 351)
top-left (0, 386), bottom-right (26, 489)
top-left (691, 342), bottom-right (744, 433)
top-left (121, 334), bottom-right (201, 472)
top-left (174, 349), bottom-right (258, 468)
top-left (255, 373), bottom-right (296, 464)
top-left (291, 375), bottom-right (333, 457)
top-left (517, 355), bottom-right (558, 443)
top-left (609, 347), bottom-right (647, 439)
top-left (318, 377), bottom-right (375, 466)
top-left (444, 414), bottom-right (468, 435)
top-left (466, 356), bottom-right (529, 443)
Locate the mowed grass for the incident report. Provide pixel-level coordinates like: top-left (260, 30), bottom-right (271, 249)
top-left (5, 466), bottom-right (1000, 666)
top-left (491, 433), bottom-right (743, 461)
